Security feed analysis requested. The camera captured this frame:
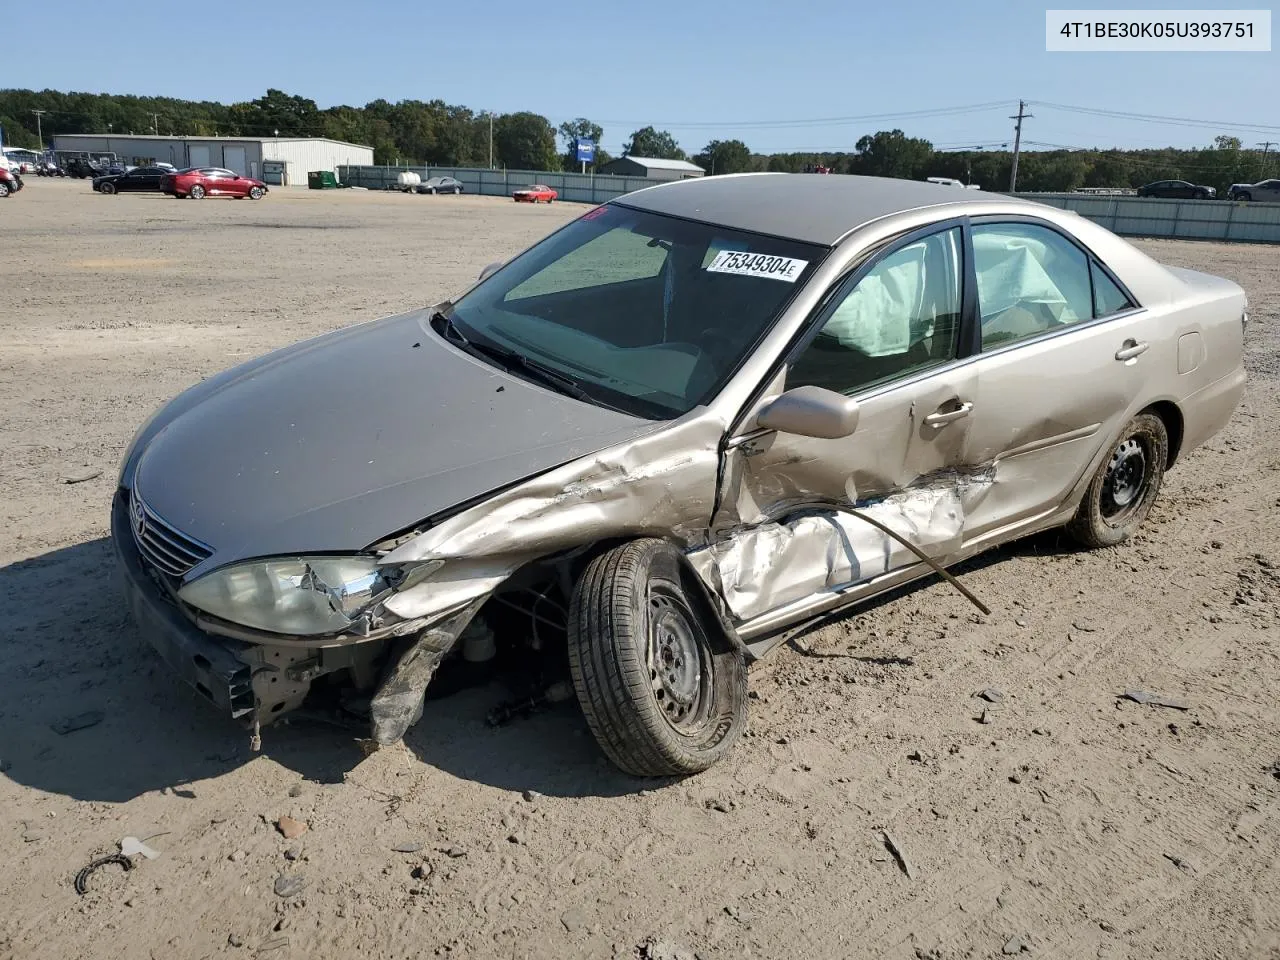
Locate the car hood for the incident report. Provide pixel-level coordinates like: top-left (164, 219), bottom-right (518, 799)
top-left (131, 310), bottom-right (661, 577)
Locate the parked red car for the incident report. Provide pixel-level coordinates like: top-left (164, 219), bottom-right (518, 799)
top-left (0, 167), bottom-right (23, 198)
top-left (161, 167), bottom-right (268, 200)
top-left (513, 184), bottom-right (557, 203)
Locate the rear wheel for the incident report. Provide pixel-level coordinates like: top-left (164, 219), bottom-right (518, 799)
top-left (1066, 413), bottom-right (1168, 549)
top-left (568, 539), bottom-right (747, 777)
top-left (189, 184), bottom-right (205, 200)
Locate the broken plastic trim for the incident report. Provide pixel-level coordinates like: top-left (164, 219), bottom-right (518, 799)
top-left (368, 599), bottom-right (485, 744)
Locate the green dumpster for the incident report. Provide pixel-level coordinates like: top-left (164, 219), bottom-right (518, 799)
top-left (308, 170), bottom-right (339, 190)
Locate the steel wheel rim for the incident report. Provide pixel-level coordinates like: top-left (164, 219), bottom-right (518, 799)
top-left (647, 585), bottom-right (711, 735)
top-left (1101, 436), bottom-right (1148, 523)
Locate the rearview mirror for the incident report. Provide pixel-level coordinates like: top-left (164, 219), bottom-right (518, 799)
top-left (478, 261), bottom-right (503, 282)
top-left (756, 386), bottom-right (860, 439)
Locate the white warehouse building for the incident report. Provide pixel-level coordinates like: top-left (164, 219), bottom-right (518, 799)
top-left (50, 134), bottom-right (373, 186)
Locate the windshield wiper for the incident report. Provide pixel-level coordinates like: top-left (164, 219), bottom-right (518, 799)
top-left (432, 311), bottom-right (598, 405)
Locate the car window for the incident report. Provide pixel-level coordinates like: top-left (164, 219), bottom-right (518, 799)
top-left (787, 226), bottom-right (962, 396)
top-left (451, 205), bottom-right (822, 418)
top-left (1092, 262), bottom-right (1134, 317)
top-left (506, 228), bottom-right (667, 298)
top-left (972, 222), bottom-right (1093, 350)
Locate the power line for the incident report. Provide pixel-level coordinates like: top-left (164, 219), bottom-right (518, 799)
top-left (1033, 101), bottom-right (1280, 135)
top-left (593, 101), bottom-right (1012, 130)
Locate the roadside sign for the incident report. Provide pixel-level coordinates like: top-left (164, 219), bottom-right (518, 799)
top-left (575, 139), bottom-right (595, 163)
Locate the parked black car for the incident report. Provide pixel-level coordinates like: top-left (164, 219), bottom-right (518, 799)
top-left (94, 165), bottom-right (174, 194)
top-left (1136, 180), bottom-right (1216, 200)
top-left (415, 176), bottom-right (464, 195)
top-left (65, 158), bottom-right (108, 179)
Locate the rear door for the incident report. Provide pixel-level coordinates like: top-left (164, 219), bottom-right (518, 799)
top-left (958, 218), bottom-right (1160, 541)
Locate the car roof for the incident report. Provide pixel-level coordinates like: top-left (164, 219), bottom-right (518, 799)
top-left (615, 173), bottom-right (1039, 245)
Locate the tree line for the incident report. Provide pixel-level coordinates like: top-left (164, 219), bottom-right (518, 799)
top-left (1, 88), bottom-right (1273, 194)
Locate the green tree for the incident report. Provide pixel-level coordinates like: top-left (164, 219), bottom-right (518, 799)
top-left (623, 126), bottom-right (684, 160)
top-left (493, 112), bottom-right (558, 170)
top-left (1213, 135), bottom-right (1242, 151)
top-left (235, 89), bottom-right (320, 137)
top-left (694, 139), bottom-right (752, 175)
top-left (849, 129), bottom-right (934, 179)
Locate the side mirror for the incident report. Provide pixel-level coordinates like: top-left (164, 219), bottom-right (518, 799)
top-left (756, 386), bottom-right (860, 439)
top-left (478, 261), bottom-right (503, 282)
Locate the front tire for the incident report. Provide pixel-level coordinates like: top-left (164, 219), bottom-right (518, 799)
top-left (1238, 192), bottom-right (1252, 202)
top-left (568, 539), bottom-right (747, 777)
top-left (189, 184), bottom-right (205, 200)
top-left (248, 186), bottom-right (264, 199)
top-left (99, 182), bottom-right (116, 195)
top-left (0, 182), bottom-right (9, 198)
top-left (1066, 413), bottom-right (1168, 549)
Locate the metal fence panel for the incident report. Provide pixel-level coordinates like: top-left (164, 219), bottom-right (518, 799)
top-left (337, 164), bottom-right (670, 205)
top-left (1015, 193), bottom-right (1280, 244)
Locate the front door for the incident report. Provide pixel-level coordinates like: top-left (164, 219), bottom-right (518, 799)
top-left (709, 224), bottom-right (980, 624)
top-left (958, 219), bottom-right (1160, 542)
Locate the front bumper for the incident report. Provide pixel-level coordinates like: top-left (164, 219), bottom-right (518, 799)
top-left (111, 490), bottom-right (257, 720)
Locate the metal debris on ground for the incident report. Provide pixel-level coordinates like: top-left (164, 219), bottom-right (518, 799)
top-left (1163, 852), bottom-right (1193, 871)
top-left (881, 830), bottom-right (916, 879)
top-left (1122, 690), bottom-right (1191, 710)
top-left (59, 468), bottom-right (103, 484)
top-left (485, 680), bottom-right (574, 727)
top-left (120, 836), bottom-right (161, 860)
top-left (51, 710), bottom-right (104, 735)
top-left (74, 853), bottom-right (134, 895)
top-left (979, 688), bottom-right (1005, 703)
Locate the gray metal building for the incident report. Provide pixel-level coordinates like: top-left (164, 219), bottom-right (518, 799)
top-left (599, 156), bottom-right (705, 180)
top-left (50, 134), bottom-right (374, 186)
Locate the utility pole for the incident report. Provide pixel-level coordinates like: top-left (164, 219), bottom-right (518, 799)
top-left (1009, 100), bottom-right (1031, 193)
top-left (150, 113), bottom-right (160, 135)
top-left (488, 112), bottom-right (494, 169)
top-left (31, 109), bottom-right (47, 150)
top-left (1259, 141), bottom-right (1278, 175)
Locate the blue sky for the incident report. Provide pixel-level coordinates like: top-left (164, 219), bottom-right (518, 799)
top-left (9, 0), bottom-right (1277, 155)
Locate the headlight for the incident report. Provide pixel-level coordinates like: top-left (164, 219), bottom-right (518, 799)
top-left (179, 556), bottom-right (390, 635)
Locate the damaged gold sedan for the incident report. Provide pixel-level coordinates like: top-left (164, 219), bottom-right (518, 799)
top-left (113, 174), bottom-right (1247, 775)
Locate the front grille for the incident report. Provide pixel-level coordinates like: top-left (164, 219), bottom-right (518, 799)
top-left (129, 490), bottom-right (213, 578)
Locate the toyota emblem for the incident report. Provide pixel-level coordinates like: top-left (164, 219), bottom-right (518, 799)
top-left (131, 496), bottom-right (147, 539)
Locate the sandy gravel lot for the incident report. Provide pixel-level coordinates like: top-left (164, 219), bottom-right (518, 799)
top-left (1, 178), bottom-right (1277, 960)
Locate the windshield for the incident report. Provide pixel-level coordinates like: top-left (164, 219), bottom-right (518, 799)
top-left (448, 205), bottom-right (825, 419)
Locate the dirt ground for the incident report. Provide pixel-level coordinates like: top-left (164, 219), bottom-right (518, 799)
top-left (1, 178), bottom-right (1277, 960)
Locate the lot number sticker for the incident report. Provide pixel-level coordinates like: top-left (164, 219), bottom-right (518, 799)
top-left (706, 250), bottom-right (809, 282)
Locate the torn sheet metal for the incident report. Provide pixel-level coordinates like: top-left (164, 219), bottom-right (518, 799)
top-left (369, 601), bottom-right (484, 744)
top-left (379, 415), bottom-right (725, 621)
top-left (689, 471), bottom-right (993, 623)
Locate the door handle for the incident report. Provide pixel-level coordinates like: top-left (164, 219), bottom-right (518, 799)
top-left (923, 401), bottom-right (973, 427)
top-left (1115, 340), bottom-right (1150, 361)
